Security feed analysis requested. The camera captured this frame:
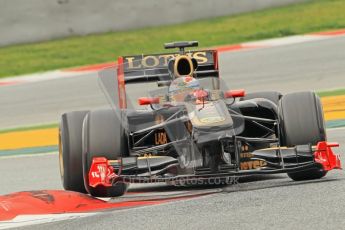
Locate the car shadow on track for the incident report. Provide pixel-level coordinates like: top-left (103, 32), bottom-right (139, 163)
top-left (222, 177), bottom-right (344, 193)
top-left (127, 174), bottom-right (286, 194)
top-left (126, 172), bottom-right (345, 197)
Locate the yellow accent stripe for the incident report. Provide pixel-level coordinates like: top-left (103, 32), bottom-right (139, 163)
top-left (0, 128), bottom-right (58, 150)
top-left (321, 95), bottom-right (345, 121)
top-left (0, 95), bottom-right (344, 151)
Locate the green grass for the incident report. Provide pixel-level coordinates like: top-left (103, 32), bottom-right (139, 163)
top-left (317, 88), bottom-right (345, 97)
top-left (0, 0), bottom-right (345, 78)
top-left (0, 123), bottom-right (58, 134)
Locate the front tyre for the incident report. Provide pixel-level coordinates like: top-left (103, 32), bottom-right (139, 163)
top-left (59, 111), bottom-right (89, 193)
top-left (82, 109), bottom-right (129, 197)
top-left (279, 92), bottom-right (327, 181)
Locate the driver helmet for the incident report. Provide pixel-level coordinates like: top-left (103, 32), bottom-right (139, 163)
top-left (169, 76), bottom-right (200, 102)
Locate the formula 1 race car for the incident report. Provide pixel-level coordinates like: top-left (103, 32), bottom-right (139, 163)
top-left (59, 41), bottom-right (341, 197)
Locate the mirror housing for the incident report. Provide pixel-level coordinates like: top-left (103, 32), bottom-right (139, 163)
top-left (224, 89), bottom-right (246, 98)
top-left (138, 97), bottom-right (160, 105)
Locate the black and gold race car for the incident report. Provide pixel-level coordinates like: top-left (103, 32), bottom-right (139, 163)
top-left (59, 41), bottom-right (341, 197)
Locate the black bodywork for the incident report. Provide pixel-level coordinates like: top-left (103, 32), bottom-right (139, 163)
top-left (113, 96), bottom-right (321, 183)
top-left (94, 41), bottom-right (335, 184)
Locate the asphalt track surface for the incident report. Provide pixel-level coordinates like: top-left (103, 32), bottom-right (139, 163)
top-left (1, 36), bottom-right (345, 129)
top-left (1, 36), bottom-right (345, 229)
top-left (0, 128), bottom-right (343, 230)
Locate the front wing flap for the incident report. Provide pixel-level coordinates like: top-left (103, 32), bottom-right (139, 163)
top-left (88, 141), bottom-right (341, 187)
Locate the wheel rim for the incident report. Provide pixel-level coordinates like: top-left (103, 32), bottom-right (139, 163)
top-left (58, 130), bottom-right (64, 178)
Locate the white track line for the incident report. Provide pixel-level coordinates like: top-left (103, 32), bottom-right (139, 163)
top-left (0, 151), bottom-right (57, 159)
top-left (243, 34), bottom-right (330, 47)
top-left (0, 213), bottom-right (96, 229)
top-left (328, 126), bottom-right (345, 131)
top-left (0, 32), bottom-right (344, 86)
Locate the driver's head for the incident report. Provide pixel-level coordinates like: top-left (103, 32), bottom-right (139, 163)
top-left (168, 55), bottom-right (198, 79)
top-left (169, 76), bottom-right (200, 102)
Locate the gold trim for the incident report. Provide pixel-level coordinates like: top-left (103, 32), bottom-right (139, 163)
top-left (174, 55), bottom-right (194, 77)
top-left (58, 130), bottom-right (64, 178)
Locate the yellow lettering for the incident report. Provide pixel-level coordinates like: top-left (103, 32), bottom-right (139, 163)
top-left (193, 52), bottom-right (208, 64)
top-left (247, 161), bottom-right (253, 169)
top-left (159, 54), bottom-right (175, 66)
top-left (126, 52), bottom-right (209, 69)
top-left (242, 145), bottom-right (249, 151)
top-left (253, 161), bottom-right (260, 169)
top-left (155, 132), bottom-right (167, 145)
top-left (142, 56), bottom-right (160, 68)
top-left (240, 162), bottom-right (249, 170)
top-left (186, 53), bottom-right (193, 58)
top-left (126, 57), bottom-right (142, 69)
top-left (240, 152), bottom-right (254, 158)
top-left (240, 160), bottom-right (267, 170)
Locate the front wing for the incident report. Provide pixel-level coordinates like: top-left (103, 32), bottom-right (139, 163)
top-left (88, 141), bottom-right (341, 188)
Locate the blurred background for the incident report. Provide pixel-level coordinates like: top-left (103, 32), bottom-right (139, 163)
top-left (0, 1), bottom-right (345, 229)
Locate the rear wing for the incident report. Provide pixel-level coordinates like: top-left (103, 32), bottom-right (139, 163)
top-left (118, 50), bottom-right (219, 84)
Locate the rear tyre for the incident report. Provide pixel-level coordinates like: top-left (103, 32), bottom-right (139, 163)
top-left (279, 92), bottom-right (327, 181)
top-left (59, 111), bottom-right (89, 193)
top-left (241, 91), bottom-right (282, 106)
top-left (82, 109), bottom-right (129, 197)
